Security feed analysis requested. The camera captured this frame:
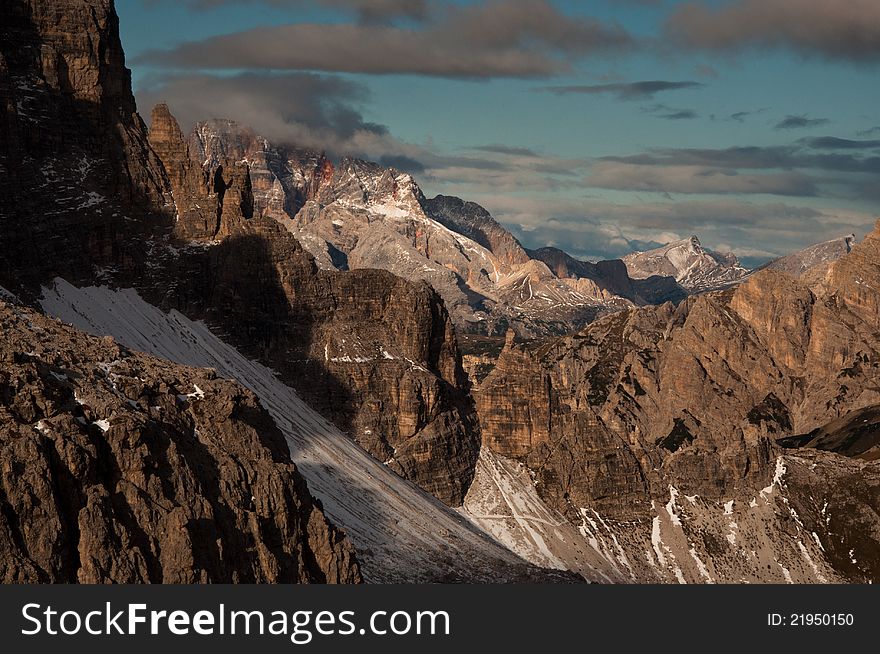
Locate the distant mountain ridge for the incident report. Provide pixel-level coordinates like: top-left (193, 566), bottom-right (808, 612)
top-left (174, 118), bottom-right (865, 336)
top-left (151, 116), bottom-right (867, 334)
top-left (182, 119), bottom-right (688, 337)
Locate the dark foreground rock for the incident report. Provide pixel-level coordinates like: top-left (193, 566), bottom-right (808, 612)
top-left (0, 299), bottom-right (361, 583)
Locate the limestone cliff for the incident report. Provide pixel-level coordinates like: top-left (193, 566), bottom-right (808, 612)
top-left (479, 230), bottom-right (880, 519)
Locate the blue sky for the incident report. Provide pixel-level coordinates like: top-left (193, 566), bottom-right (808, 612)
top-left (120, 1), bottom-right (880, 265)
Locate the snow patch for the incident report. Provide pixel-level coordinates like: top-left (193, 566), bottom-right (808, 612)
top-left (689, 547), bottom-right (713, 583)
top-left (779, 563), bottom-right (793, 584)
top-left (797, 540), bottom-right (827, 583)
top-left (78, 191), bottom-right (105, 208)
top-left (182, 385), bottom-right (205, 401)
top-left (665, 486), bottom-right (683, 526)
top-left (760, 456), bottom-right (787, 497)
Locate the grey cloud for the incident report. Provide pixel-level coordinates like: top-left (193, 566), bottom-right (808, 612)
top-left (727, 108), bottom-right (767, 122)
top-left (137, 1), bottom-right (633, 78)
top-left (378, 154), bottom-right (426, 174)
top-left (586, 161), bottom-right (818, 196)
top-left (602, 144), bottom-right (880, 174)
top-left (540, 80), bottom-right (704, 100)
top-left (775, 114), bottom-right (830, 130)
top-left (135, 71), bottom-right (586, 194)
top-left (471, 144), bottom-right (540, 157)
top-left (658, 110), bottom-right (698, 120)
top-left (137, 72), bottom-right (390, 155)
top-left (666, 0), bottom-right (880, 63)
top-left (642, 104), bottom-right (699, 120)
top-left (614, 0), bottom-right (665, 6)
top-left (326, 0), bottom-right (427, 22)
top-left (145, 0), bottom-right (429, 23)
top-left (801, 136), bottom-right (880, 150)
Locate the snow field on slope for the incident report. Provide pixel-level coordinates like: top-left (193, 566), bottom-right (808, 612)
top-left (39, 279), bottom-right (543, 583)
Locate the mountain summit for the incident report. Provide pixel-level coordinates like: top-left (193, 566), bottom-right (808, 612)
top-left (623, 235), bottom-right (749, 292)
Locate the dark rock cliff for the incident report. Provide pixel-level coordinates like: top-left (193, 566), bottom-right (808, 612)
top-left (0, 0), bottom-right (172, 290)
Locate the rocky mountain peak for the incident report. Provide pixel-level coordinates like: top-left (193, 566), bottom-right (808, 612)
top-left (186, 119), bottom-right (332, 224)
top-left (146, 105), bottom-right (483, 507)
top-left (759, 233), bottom-right (861, 285)
top-left (168, 120), bottom-right (677, 339)
top-left (423, 195), bottom-right (533, 268)
top-left (623, 235), bottom-right (748, 293)
top-left (319, 156), bottom-right (426, 213)
top-left (827, 219), bottom-right (880, 329)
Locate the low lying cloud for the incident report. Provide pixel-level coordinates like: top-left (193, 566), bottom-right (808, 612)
top-left (601, 144), bottom-right (880, 175)
top-left (587, 162), bottom-right (817, 197)
top-left (470, 144), bottom-right (541, 157)
top-left (468, 193), bottom-right (875, 263)
top-left (137, 71), bottom-right (593, 195)
top-left (137, 0), bottom-right (633, 78)
top-left (666, 0), bottom-right (880, 63)
top-left (138, 72), bottom-right (389, 155)
top-left (800, 136), bottom-right (880, 150)
top-left (775, 114), bottom-right (830, 130)
top-left (655, 110), bottom-right (698, 120)
top-left (726, 108), bottom-right (767, 123)
top-left (540, 80), bottom-right (704, 100)
top-left (642, 103), bottom-right (699, 120)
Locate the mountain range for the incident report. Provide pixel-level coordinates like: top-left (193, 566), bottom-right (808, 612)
top-left (1, 0), bottom-right (878, 584)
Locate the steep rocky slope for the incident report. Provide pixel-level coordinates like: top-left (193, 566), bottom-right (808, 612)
top-left (460, 447), bottom-right (880, 583)
top-left (0, 0), bottom-right (484, 577)
top-left (5, 0), bottom-right (880, 585)
top-left (779, 404), bottom-right (880, 461)
top-left (623, 235), bottom-right (749, 293)
top-left (0, 296), bottom-right (360, 583)
top-left (424, 194), bottom-right (532, 268)
top-left (0, 0), bottom-right (561, 580)
top-left (1, 0), bottom-right (483, 511)
top-left (473, 222), bottom-right (880, 581)
top-left (38, 281), bottom-right (579, 583)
